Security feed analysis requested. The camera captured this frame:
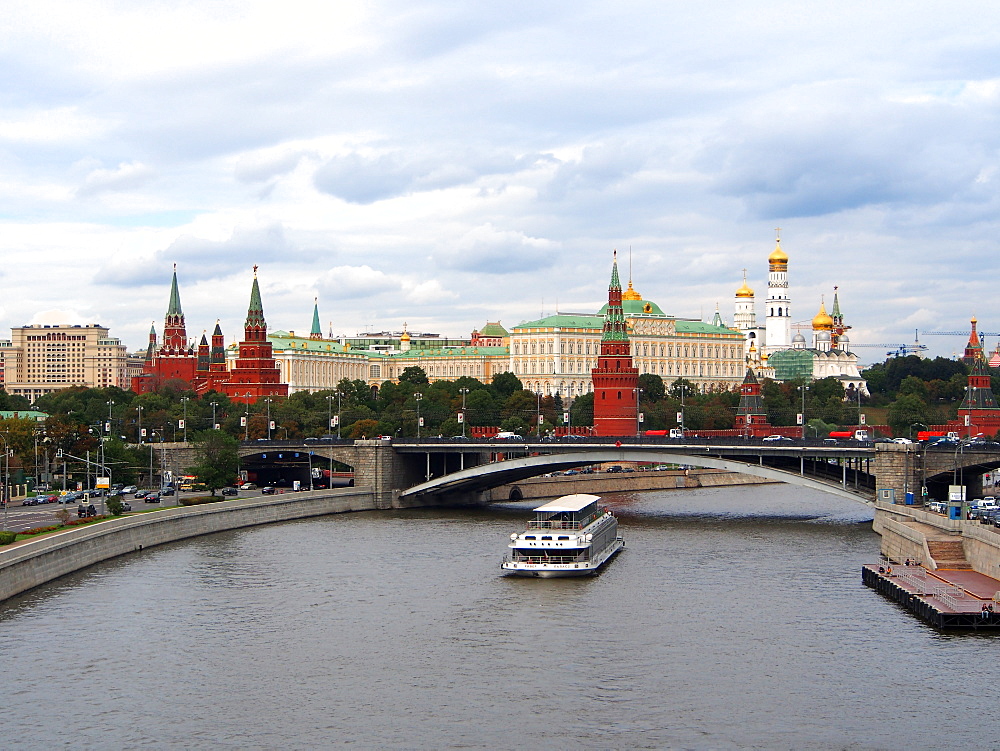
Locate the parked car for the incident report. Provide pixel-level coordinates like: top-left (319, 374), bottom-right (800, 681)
top-left (261, 486), bottom-right (276, 495)
top-left (606, 466), bottom-right (623, 473)
top-left (221, 487), bottom-right (239, 496)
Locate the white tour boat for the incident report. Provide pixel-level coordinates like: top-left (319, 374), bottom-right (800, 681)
top-left (501, 493), bottom-right (624, 577)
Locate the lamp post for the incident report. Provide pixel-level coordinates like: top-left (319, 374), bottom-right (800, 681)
top-left (181, 397), bottom-right (189, 442)
top-left (210, 401), bottom-right (218, 430)
top-left (137, 405), bottom-right (143, 444)
top-left (149, 432), bottom-right (157, 489)
top-left (414, 393), bottom-right (423, 439)
top-left (0, 433), bottom-right (9, 530)
top-left (459, 387), bottom-right (469, 438)
top-left (910, 422), bottom-right (927, 440)
top-left (265, 398), bottom-right (273, 440)
top-left (635, 388), bottom-right (643, 438)
top-left (106, 400), bottom-right (114, 436)
top-left (337, 391), bottom-right (343, 439)
top-left (799, 384), bottom-right (808, 440)
top-left (536, 391), bottom-right (542, 438)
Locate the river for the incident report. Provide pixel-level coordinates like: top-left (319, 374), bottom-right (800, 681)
top-left (0, 484), bottom-right (994, 750)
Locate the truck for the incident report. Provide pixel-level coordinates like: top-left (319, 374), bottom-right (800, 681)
top-left (828, 430), bottom-right (870, 441)
top-left (916, 431), bottom-right (959, 443)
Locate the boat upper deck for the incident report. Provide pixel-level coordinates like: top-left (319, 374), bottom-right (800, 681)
top-left (527, 494), bottom-right (607, 531)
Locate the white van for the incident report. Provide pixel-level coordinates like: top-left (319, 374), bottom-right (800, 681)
top-left (669, 429), bottom-right (684, 438)
top-left (493, 431), bottom-right (523, 440)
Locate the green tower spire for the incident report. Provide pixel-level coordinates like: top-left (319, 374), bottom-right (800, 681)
top-left (167, 263), bottom-right (183, 316)
top-left (310, 298), bottom-right (322, 338)
top-left (245, 266), bottom-right (266, 329)
top-left (601, 251), bottom-right (629, 342)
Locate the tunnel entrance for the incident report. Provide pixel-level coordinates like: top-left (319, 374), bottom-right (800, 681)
top-left (241, 450), bottom-right (354, 489)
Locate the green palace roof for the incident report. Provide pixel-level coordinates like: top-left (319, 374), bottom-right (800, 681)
top-left (598, 298), bottom-right (666, 317)
top-left (478, 322), bottom-right (508, 337)
top-left (514, 314), bottom-right (604, 330)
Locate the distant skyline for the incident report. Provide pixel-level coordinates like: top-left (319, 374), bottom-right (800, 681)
top-left (3, 1), bottom-right (999, 363)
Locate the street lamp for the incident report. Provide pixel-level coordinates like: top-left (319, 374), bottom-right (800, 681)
top-left (459, 387), bottom-right (469, 437)
top-left (0, 433), bottom-right (9, 530)
top-left (536, 391), bottom-right (542, 437)
top-left (635, 388), bottom-right (643, 438)
top-left (336, 391), bottom-right (343, 439)
top-left (799, 384), bottom-right (808, 440)
top-left (910, 422), bottom-right (927, 440)
top-left (414, 393), bottom-right (423, 439)
top-left (137, 405), bottom-right (143, 444)
top-left (106, 400), bottom-right (114, 435)
top-left (265, 398), bottom-right (273, 439)
top-left (210, 401), bottom-right (218, 430)
top-left (181, 397), bottom-right (189, 442)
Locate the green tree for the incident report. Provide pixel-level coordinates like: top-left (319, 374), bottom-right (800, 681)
top-left (490, 372), bottom-right (522, 400)
top-left (638, 373), bottom-right (665, 402)
top-left (398, 366), bottom-right (429, 386)
top-left (570, 393), bottom-right (594, 427)
top-left (887, 394), bottom-right (930, 438)
top-left (187, 431), bottom-right (240, 496)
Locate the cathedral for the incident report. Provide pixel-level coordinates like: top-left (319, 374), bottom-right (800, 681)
top-left (131, 267), bottom-right (288, 404)
top-left (733, 234), bottom-right (867, 396)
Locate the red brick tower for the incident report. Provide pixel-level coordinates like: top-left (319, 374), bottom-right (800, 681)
top-left (131, 266), bottom-right (197, 393)
top-left (735, 367), bottom-right (770, 436)
top-left (223, 267), bottom-right (288, 404)
top-left (963, 316), bottom-right (984, 365)
top-left (592, 252), bottom-right (639, 436)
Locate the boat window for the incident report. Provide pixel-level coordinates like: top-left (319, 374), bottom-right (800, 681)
top-left (541, 535), bottom-right (552, 540)
top-left (558, 535), bottom-right (570, 540)
top-left (524, 535), bottom-right (536, 540)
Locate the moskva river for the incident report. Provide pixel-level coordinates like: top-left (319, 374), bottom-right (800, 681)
top-left (1, 484), bottom-right (994, 749)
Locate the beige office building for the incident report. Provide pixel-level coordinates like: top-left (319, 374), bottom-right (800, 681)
top-left (1, 324), bottom-right (129, 402)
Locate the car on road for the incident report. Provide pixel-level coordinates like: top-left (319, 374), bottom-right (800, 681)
top-left (160, 487), bottom-right (175, 496)
top-left (144, 492), bottom-right (161, 503)
top-left (242, 483), bottom-right (258, 490)
top-left (892, 438), bottom-right (912, 444)
top-left (762, 435), bottom-right (793, 442)
top-left (121, 501), bottom-right (132, 512)
top-left (134, 490), bottom-right (150, 499)
top-left (492, 431), bottom-right (523, 440)
top-left (122, 486), bottom-right (137, 494)
top-left (221, 487), bottom-right (239, 496)
top-left (261, 486), bottom-right (276, 495)
top-left (606, 466), bottom-right (623, 473)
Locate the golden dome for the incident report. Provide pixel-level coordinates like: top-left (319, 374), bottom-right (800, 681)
top-left (622, 280), bottom-right (642, 301)
top-left (768, 238), bottom-right (788, 267)
top-left (812, 301), bottom-right (834, 331)
top-left (400, 322), bottom-right (411, 341)
top-left (735, 270), bottom-right (754, 298)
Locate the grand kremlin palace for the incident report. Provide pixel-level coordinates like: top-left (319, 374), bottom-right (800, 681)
top-left (262, 282), bottom-right (744, 397)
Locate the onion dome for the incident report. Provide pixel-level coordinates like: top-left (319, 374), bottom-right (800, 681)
top-left (622, 280), bottom-right (643, 301)
top-left (735, 270), bottom-right (754, 298)
top-left (768, 238), bottom-right (788, 269)
top-left (812, 301), bottom-right (833, 331)
top-left (400, 324), bottom-right (411, 342)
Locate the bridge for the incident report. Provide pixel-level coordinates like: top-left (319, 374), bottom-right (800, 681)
top-left (147, 435), bottom-right (1000, 508)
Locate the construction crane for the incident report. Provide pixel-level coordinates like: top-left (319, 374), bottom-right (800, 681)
top-left (922, 329), bottom-right (1000, 355)
top-left (851, 343), bottom-right (929, 358)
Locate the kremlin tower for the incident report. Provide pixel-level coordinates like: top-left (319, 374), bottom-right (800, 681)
top-left (222, 267), bottom-right (288, 404)
top-left (764, 231), bottom-right (791, 355)
top-left (591, 252), bottom-right (639, 436)
top-left (132, 265), bottom-right (197, 393)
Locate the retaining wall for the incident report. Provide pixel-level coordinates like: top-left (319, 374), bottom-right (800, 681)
top-left (0, 488), bottom-right (377, 602)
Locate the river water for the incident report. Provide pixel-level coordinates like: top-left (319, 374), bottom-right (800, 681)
top-left (0, 484), bottom-right (995, 750)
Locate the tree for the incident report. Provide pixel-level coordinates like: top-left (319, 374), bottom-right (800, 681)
top-left (887, 394), bottom-right (930, 438)
top-left (398, 366), bottom-right (429, 386)
top-left (570, 393), bottom-right (594, 427)
top-left (490, 372), bottom-right (522, 400)
top-left (187, 431), bottom-right (240, 496)
top-left (638, 373), bottom-right (665, 402)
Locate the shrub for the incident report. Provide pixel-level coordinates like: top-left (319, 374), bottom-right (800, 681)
top-left (0, 530), bottom-right (16, 546)
top-left (106, 496), bottom-right (125, 516)
top-left (179, 495), bottom-right (222, 506)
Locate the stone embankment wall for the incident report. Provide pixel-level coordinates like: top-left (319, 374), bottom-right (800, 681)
top-left (874, 501), bottom-right (1000, 578)
top-left (0, 488), bottom-right (377, 603)
top-left (487, 469), bottom-right (775, 502)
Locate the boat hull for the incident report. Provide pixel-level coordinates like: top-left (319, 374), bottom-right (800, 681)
top-left (501, 538), bottom-right (624, 578)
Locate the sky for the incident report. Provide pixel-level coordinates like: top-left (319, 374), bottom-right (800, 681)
top-left (3, 0), bottom-right (1000, 364)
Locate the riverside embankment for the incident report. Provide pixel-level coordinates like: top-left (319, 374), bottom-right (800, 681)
top-left (0, 488), bottom-right (377, 602)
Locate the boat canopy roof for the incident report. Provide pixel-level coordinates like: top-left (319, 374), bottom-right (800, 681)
top-left (533, 494), bottom-right (602, 514)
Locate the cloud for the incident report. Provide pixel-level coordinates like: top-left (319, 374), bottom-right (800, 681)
top-left (436, 223), bottom-right (559, 273)
top-left (313, 148), bottom-right (550, 203)
top-left (77, 161), bottom-right (154, 196)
